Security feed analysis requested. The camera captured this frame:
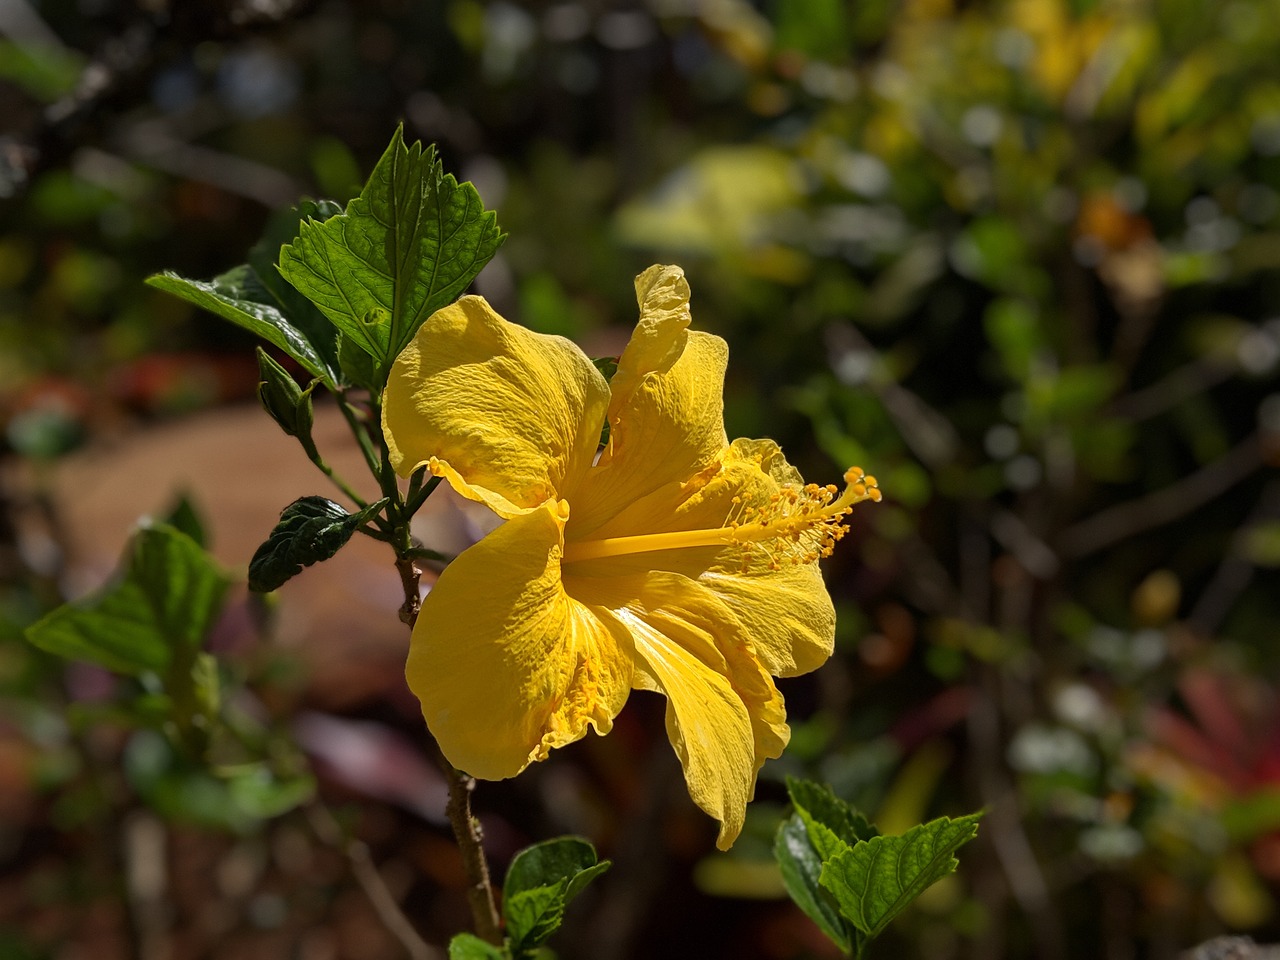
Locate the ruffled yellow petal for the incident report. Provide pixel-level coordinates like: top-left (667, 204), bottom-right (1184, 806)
top-left (569, 266), bottom-right (729, 536)
top-left (382, 296), bottom-right (610, 517)
top-left (568, 438), bottom-right (836, 677)
top-left (406, 500), bottom-right (634, 780)
top-left (569, 570), bottom-right (788, 850)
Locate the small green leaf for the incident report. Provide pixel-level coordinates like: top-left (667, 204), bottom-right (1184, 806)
top-left (256, 347), bottom-right (319, 459)
top-left (503, 837), bottom-right (610, 954)
top-left (161, 493), bottom-right (207, 548)
top-left (123, 730), bottom-right (313, 831)
top-left (248, 496), bottom-right (388, 593)
top-left (146, 199), bottom-right (345, 387)
top-left (277, 126), bottom-right (504, 382)
top-left (819, 812), bottom-right (983, 939)
top-left (504, 836), bottom-right (609, 901)
top-left (448, 934), bottom-right (507, 960)
top-left (226, 766), bottom-right (316, 819)
top-left (25, 524), bottom-right (231, 675)
top-left (505, 882), bottom-right (569, 954)
top-left (786, 776), bottom-right (878, 860)
top-left (774, 814), bottom-right (856, 954)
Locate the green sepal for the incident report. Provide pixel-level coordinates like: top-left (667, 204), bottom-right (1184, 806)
top-left (146, 199), bottom-right (345, 387)
top-left (591, 356), bottom-right (619, 447)
top-left (819, 812), bottom-right (983, 939)
top-left (24, 523), bottom-right (231, 675)
top-left (448, 934), bottom-right (507, 960)
top-left (248, 496), bottom-right (389, 593)
top-left (503, 836), bottom-right (611, 956)
top-left (277, 125), bottom-right (504, 386)
top-left (256, 347), bottom-right (320, 459)
top-left (774, 813), bottom-right (858, 954)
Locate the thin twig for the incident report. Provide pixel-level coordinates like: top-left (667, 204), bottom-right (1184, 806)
top-left (968, 678), bottom-right (1066, 960)
top-left (1188, 481), bottom-right (1280, 636)
top-left (1058, 434), bottom-right (1263, 558)
top-left (305, 803), bottom-right (441, 960)
top-left (1109, 354), bottom-right (1238, 422)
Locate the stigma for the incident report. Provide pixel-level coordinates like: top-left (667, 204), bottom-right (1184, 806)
top-left (561, 466), bottom-right (880, 566)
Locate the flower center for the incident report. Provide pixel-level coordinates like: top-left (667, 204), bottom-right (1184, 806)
top-left (561, 467), bottom-right (881, 567)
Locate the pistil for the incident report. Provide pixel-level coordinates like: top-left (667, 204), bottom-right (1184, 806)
top-left (562, 467), bottom-right (880, 565)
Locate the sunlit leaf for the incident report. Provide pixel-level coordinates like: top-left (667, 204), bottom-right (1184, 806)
top-left (277, 126), bottom-right (504, 382)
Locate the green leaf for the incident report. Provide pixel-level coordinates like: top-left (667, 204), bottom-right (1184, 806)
top-left (819, 813), bottom-right (983, 939)
top-left (277, 126), bottom-right (504, 382)
top-left (448, 934), bottom-right (507, 960)
top-left (25, 524), bottom-right (231, 675)
top-left (786, 776), bottom-right (878, 860)
top-left (503, 837), bottom-right (610, 954)
top-left (256, 347), bottom-right (319, 459)
top-left (248, 496), bottom-right (389, 593)
top-left (226, 766), bottom-right (316, 819)
top-left (146, 199), bottom-right (345, 387)
top-left (161, 493), bottom-right (208, 549)
top-left (774, 814), bottom-right (857, 954)
top-left (505, 882), bottom-right (569, 955)
top-left (124, 730), bottom-right (313, 831)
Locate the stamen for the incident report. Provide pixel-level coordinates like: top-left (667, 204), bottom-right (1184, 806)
top-left (562, 466), bottom-right (880, 565)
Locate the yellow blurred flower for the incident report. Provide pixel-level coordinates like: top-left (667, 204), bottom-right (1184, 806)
top-left (381, 265), bottom-right (879, 848)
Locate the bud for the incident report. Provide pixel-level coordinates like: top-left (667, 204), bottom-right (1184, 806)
top-left (256, 347), bottom-right (319, 460)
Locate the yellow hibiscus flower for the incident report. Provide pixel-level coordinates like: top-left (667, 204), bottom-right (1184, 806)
top-left (382, 264), bottom-right (879, 849)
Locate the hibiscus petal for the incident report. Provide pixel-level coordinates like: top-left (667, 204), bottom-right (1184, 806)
top-left (407, 501), bottom-right (634, 780)
top-left (571, 570), bottom-right (788, 850)
top-left (570, 266), bottom-right (730, 535)
top-left (382, 296), bottom-right (610, 517)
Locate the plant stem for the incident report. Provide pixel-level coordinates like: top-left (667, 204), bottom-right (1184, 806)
top-left (306, 446), bottom-right (369, 508)
top-left (444, 765), bottom-right (504, 946)
top-left (337, 392), bottom-right (385, 478)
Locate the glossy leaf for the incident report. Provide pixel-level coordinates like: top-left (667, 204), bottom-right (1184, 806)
top-left (786, 776), bottom-right (878, 860)
top-left (146, 199), bottom-right (345, 387)
top-left (248, 496), bottom-right (388, 593)
top-left (774, 813), bottom-right (857, 954)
